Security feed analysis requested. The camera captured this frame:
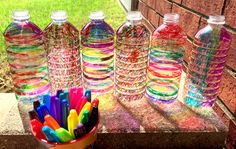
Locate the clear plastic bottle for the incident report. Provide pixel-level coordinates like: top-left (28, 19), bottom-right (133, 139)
top-left (44, 11), bottom-right (81, 94)
top-left (81, 11), bottom-right (114, 94)
top-left (115, 11), bottom-right (150, 101)
top-left (3, 10), bottom-right (50, 103)
top-left (146, 13), bottom-right (186, 104)
top-left (184, 16), bottom-right (231, 108)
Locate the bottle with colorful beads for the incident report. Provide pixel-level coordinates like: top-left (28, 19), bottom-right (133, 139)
top-left (184, 15), bottom-right (231, 108)
top-left (81, 11), bottom-right (114, 94)
top-left (3, 10), bottom-right (50, 105)
top-left (115, 11), bottom-right (150, 101)
top-left (146, 13), bottom-right (186, 104)
top-left (43, 11), bottom-right (81, 94)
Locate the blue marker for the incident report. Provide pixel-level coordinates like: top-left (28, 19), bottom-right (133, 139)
top-left (42, 126), bottom-right (61, 143)
top-left (43, 93), bottom-right (51, 112)
top-left (56, 90), bottom-right (63, 98)
top-left (61, 99), bottom-right (69, 129)
top-left (85, 89), bottom-right (91, 102)
top-left (50, 96), bottom-right (56, 119)
top-left (63, 89), bottom-right (69, 103)
top-left (36, 105), bottom-right (49, 123)
top-left (55, 97), bottom-right (62, 126)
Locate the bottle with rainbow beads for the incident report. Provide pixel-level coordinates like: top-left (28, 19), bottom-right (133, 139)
top-left (146, 13), bottom-right (187, 104)
top-left (3, 10), bottom-right (50, 105)
top-left (81, 11), bottom-right (114, 94)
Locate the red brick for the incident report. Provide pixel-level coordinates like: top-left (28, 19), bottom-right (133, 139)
top-left (172, 0), bottom-right (182, 4)
top-left (155, 0), bottom-right (172, 15)
top-left (183, 39), bottom-right (192, 63)
top-left (218, 71), bottom-right (236, 113)
top-left (142, 18), bottom-right (155, 32)
top-left (182, 0), bottom-right (224, 16)
top-left (145, 0), bottom-right (156, 10)
top-left (148, 9), bottom-right (160, 28)
top-left (224, 0), bottom-right (236, 29)
top-left (172, 4), bottom-right (200, 38)
top-left (159, 16), bottom-right (163, 25)
top-left (226, 109), bottom-right (236, 148)
top-left (139, 1), bottom-right (149, 18)
top-left (213, 104), bottom-right (230, 126)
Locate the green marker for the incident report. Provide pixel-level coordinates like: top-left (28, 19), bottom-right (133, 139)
top-left (56, 128), bottom-right (74, 142)
top-left (81, 110), bottom-right (90, 125)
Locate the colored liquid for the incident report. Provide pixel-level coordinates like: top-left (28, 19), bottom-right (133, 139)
top-left (115, 22), bottom-right (150, 101)
top-left (4, 21), bottom-right (50, 103)
top-left (44, 22), bottom-right (81, 94)
top-left (81, 20), bottom-right (114, 93)
top-left (184, 25), bottom-right (231, 108)
top-left (146, 23), bottom-right (186, 103)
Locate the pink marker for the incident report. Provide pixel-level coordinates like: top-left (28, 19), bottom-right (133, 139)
top-left (76, 96), bottom-right (87, 114)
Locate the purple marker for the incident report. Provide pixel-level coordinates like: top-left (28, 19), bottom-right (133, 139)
top-left (74, 124), bottom-right (86, 139)
top-left (55, 97), bottom-right (62, 126)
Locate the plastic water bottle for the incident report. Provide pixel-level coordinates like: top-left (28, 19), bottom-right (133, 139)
top-left (146, 13), bottom-right (186, 104)
top-left (115, 11), bottom-right (150, 101)
top-left (3, 10), bottom-right (50, 103)
top-left (81, 11), bottom-right (114, 94)
top-left (44, 11), bottom-right (81, 94)
top-left (184, 16), bottom-right (231, 108)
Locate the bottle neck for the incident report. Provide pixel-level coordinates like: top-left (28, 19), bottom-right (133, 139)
top-left (208, 23), bottom-right (223, 29)
top-left (53, 19), bottom-right (67, 24)
top-left (91, 19), bottom-right (104, 23)
top-left (127, 19), bottom-right (142, 25)
top-left (13, 19), bottom-right (29, 23)
top-left (163, 20), bottom-right (179, 25)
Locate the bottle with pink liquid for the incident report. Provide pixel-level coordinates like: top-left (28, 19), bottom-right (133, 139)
top-left (184, 16), bottom-right (231, 108)
top-left (115, 11), bottom-right (150, 101)
top-left (3, 10), bottom-right (50, 104)
top-left (44, 11), bottom-right (81, 94)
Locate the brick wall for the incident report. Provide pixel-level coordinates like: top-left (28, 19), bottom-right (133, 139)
top-left (138, 0), bottom-right (236, 147)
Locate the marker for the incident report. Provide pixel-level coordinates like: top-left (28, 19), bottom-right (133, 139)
top-left (84, 89), bottom-right (91, 102)
top-left (50, 96), bottom-right (62, 125)
top-left (76, 96), bottom-right (87, 114)
top-left (91, 98), bottom-right (99, 108)
top-left (63, 89), bottom-right (69, 103)
top-left (74, 124), bottom-right (87, 139)
top-left (56, 89), bottom-right (63, 98)
top-left (42, 126), bottom-right (61, 143)
top-left (77, 102), bottom-right (92, 122)
top-left (44, 115), bottom-right (60, 131)
top-left (59, 93), bottom-right (65, 101)
top-left (33, 100), bottom-right (40, 111)
top-left (42, 93), bottom-right (51, 111)
top-left (87, 105), bottom-right (98, 132)
top-left (28, 110), bottom-right (40, 122)
top-left (30, 119), bottom-right (46, 140)
top-left (67, 109), bottom-right (78, 138)
top-left (69, 87), bottom-right (76, 109)
top-left (81, 110), bottom-right (90, 125)
top-left (36, 105), bottom-right (50, 123)
top-left (56, 128), bottom-right (74, 142)
top-left (61, 99), bottom-right (69, 129)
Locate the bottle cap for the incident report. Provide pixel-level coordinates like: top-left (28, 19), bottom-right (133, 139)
top-left (163, 13), bottom-right (179, 23)
top-left (89, 11), bottom-right (105, 20)
top-left (127, 11), bottom-right (142, 21)
top-left (207, 15), bottom-right (225, 25)
top-left (51, 10), bottom-right (67, 21)
top-left (12, 10), bottom-right (30, 20)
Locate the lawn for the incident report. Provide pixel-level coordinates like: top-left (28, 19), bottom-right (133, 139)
top-left (0, 0), bottom-right (126, 92)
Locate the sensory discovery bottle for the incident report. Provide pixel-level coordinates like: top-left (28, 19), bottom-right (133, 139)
top-left (115, 11), bottom-right (150, 101)
top-left (184, 15), bottom-right (231, 108)
top-left (146, 13), bottom-right (186, 104)
top-left (44, 11), bottom-right (81, 94)
top-left (81, 11), bottom-right (114, 94)
top-left (3, 10), bottom-right (50, 104)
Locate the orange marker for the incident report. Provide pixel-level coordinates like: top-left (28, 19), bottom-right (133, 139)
top-left (44, 114), bottom-right (60, 131)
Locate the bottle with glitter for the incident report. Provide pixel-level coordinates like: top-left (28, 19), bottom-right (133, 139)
top-left (146, 13), bottom-right (186, 104)
top-left (184, 16), bottom-right (231, 108)
top-left (81, 11), bottom-right (114, 94)
top-left (44, 11), bottom-right (81, 94)
top-left (3, 10), bottom-right (50, 104)
top-left (115, 11), bottom-right (150, 101)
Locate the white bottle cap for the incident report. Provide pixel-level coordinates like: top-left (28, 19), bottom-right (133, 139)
top-left (207, 15), bottom-right (225, 25)
top-left (89, 11), bottom-right (105, 20)
top-left (51, 11), bottom-right (67, 21)
top-left (127, 11), bottom-right (142, 21)
top-left (12, 10), bottom-right (30, 20)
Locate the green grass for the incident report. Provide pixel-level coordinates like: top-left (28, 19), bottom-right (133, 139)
top-left (0, 0), bottom-right (126, 52)
top-left (0, 0), bottom-right (126, 92)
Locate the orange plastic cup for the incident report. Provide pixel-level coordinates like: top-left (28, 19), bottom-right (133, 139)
top-left (31, 113), bottom-right (100, 149)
